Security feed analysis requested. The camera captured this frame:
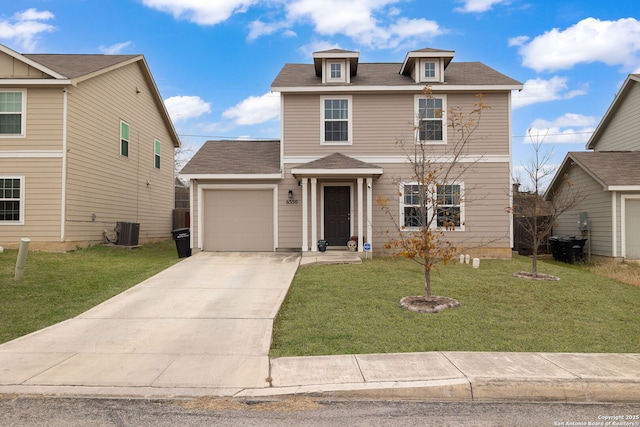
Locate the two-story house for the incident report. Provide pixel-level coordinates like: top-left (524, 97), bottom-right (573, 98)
top-left (545, 74), bottom-right (640, 260)
top-left (0, 44), bottom-right (180, 251)
top-left (181, 48), bottom-right (522, 257)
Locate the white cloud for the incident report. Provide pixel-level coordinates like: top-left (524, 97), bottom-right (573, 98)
top-left (222, 92), bottom-right (280, 126)
top-left (512, 76), bottom-right (587, 109)
top-left (0, 8), bottom-right (55, 52)
top-left (298, 39), bottom-right (342, 57)
top-left (164, 96), bottom-right (211, 122)
top-left (140, 0), bottom-right (258, 25)
top-left (99, 41), bottom-right (132, 55)
top-left (525, 113), bottom-right (597, 145)
top-left (515, 17), bottom-right (640, 72)
top-left (454, 0), bottom-right (510, 13)
top-left (284, 0), bottom-right (443, 49)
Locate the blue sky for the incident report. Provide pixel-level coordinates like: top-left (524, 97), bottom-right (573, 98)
top-left (3, 0), bottom-right (640, 188)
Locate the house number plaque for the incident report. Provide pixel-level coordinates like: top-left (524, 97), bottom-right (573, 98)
top-left (286, 199), bottom-right (299, 205)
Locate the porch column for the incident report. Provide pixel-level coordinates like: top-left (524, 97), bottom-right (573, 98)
top-left (301, 177), bottom-right (308, 252)
top-left (311, 178), bottom-right (318, 252)
top-left (357, 178), bottom-right (364, 252)
top-left (367, 177), bottom-right (373, 258)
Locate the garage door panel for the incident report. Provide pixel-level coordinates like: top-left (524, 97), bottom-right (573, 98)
top-left (203, 189), bottom-right (274, 251)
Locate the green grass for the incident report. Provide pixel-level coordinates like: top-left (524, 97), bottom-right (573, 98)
top-left (0, 241), bottom-right (181, 344)
top-left (270, 255), bottom-right (640, 357)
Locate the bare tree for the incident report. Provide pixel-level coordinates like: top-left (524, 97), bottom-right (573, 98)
top-left (512, 130), bottom-right (586, 277)
top-left (377, 88), bottom-right (489, 311)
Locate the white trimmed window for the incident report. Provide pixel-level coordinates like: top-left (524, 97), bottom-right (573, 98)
top-left (120, 121), bottom-right (130, 157)
top-left (330, 63), bottom-right (342, 79)
top-left (321, 96), bottom-right (352, 144)
top-left (424, 62), bottom-right (436, 78)
top-left (154, 139), bottom-right (161, 169)
top-left (415, 95), bottom-right (446, 144)
top-left (0, 176), bottom-right (24, 224)
top-left (400, 182), bottom-right (464, 230)
top-left (0, 90), bottom-right (26, 137)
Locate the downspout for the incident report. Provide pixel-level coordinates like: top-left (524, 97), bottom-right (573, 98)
top-left (612, 191), bottom-right (617, 258)
top-left (60, 88), bottom-right (68, 242)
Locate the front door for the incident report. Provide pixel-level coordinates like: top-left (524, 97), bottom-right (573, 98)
top-left (324, 186), bottom-right (350, 246)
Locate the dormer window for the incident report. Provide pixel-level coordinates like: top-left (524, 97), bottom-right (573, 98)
top-left (330, 63), bottom-right (342, 79)
top-left (424, 62), bottom-right (436, 78)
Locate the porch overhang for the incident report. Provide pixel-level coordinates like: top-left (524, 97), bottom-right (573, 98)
top-left (291, 167), bottom-right (384, 178)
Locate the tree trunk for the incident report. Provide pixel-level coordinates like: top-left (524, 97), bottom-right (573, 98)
top-left (424, 266), bottom-right (431, 298)
top-left (532, 234), bottom-right (538, 277)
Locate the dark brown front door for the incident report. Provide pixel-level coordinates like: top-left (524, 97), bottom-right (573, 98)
top-left (324, 186), bottom-right (350, 246)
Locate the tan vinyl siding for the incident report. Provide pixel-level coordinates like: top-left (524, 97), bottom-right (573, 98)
top-left (0, 52), bottom-right (48, 78)
top-left (64, 61), bottom-right (175, 244)
top-left (0, 158), bottom-right (62, 247)
top-left (282, 92), bottom-right (511, 158)
top-left (279, 160), bottom-right (511, 254)
top-left (0, 88), bottom-right (64, 150)
top-left (593, 83), bottom-right (640, 152)
top-left (552, 166), bottom-right (610, 257)
top-left (371, 162), bottom-right (511, 253)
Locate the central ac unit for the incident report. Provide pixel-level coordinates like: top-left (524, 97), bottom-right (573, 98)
top-left (116, 221), bottom-right (140, 246)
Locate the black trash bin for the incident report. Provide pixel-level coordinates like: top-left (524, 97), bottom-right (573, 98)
top-left (172, 228), bottom-right (191, 258)
top-left (317, 240), bottom-right (328, 252)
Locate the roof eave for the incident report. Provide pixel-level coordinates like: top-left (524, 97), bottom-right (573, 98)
top-left (0, 44), bottom-right (69, 79)
top-left (272, 84), bottom-right (523, 93)
top-left (586, 74), bottom-right (640, 150)
top-left (179, 173), bottom-right (283, 180)
top-left (291, 168), bottom-right (384, 177)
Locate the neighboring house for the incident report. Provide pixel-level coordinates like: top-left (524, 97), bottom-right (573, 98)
top-left (545, 74), bottom-right (640, 261)
top-left (181, 48), bottom-right (521, 256)
top-left (0, 44), bottom-right (180, 250)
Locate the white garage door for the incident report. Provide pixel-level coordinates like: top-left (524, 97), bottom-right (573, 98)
top-left (202, 189), bottom-right (274, 251)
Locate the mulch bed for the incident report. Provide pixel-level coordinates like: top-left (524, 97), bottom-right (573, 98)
top-left (399, 295), bottom-right (461, 313)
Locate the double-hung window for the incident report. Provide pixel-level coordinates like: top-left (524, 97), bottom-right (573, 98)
top-left (0, 177), bottom-right (24, 224)
top-left (424, 62), bottom-right (436, 79)
top-left (330, 63), bottom-right (342, 79)
top-left (321, 96), bottom-right (351, 144)
top-left (0, 90), bottom-right (26, 137)
top-left (416, 95), bottom-right (446, 143)
top-left (120, 121), bottom-right (130, 157)
top-left (400, 182), bottom-right (463, 230)
top-left (154, 139), bottom-right (161, 169)
top-left (436, 184), bottom-right (462, 229)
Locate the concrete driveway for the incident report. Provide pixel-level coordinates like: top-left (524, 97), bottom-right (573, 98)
top-left (0, 252), bottom-right (300, 397)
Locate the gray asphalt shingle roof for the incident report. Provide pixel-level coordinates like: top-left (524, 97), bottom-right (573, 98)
top-left (272, 61), bottom-right (521, 88)
top-left (570, 151), bottom-right (640, 187)
top-left (295, 153), bottom-right (381, 170)
top-left (24, 54), bottom-right (140, 79)
top-left (180, 140), bottom-right (281, 175)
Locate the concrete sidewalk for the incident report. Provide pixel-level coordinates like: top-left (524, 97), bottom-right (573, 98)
top-left (251, 352), bottom-right (640, 402)
top-left (0, 251), bottom-right (638, 402)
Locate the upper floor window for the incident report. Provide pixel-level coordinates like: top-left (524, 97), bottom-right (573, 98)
top-left (154, 139), bottom-right (161, 169)
top-left (330, 63), bottom-right (342, 79)
top-left (321, 96), bottom-right (352, 144)
top-left (424, 62), bottom-right (436, 78)
top-left (0, 90), bottom-right (26, 137)
top-left (416, 95), bottom-right (446, 144)
top-left (120, 121), bottom-right (130, 157)
top-left (0, 176), bottom-right (24, 224)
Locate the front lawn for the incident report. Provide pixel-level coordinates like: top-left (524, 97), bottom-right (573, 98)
top-left (270, 255), bottom-right (640, 357)
top-left (0, 241), bottom-right (181, 344)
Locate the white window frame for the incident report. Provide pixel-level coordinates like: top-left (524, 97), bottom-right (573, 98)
top-left (320, 95), bottom-right (352, 145)
top-left (0, 175), bottom-right (25, 225)
top-left (154, 139), bottom-right (161, 169)
top-left (420, 59), bottom-right (441, 82)
top-left (399, 181), bottom-right (465, 232)
top-left (120, 121), bottom-right (130, 158)
top-left (0, 89), bottom-right (27, 138)
top-left (326, 60), bottom-right (346, 83)
top-left (415, 94), bottom-right (447, 144)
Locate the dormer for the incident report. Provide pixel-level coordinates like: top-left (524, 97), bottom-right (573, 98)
top-left (400, 48), bottom-right (455, 84)
top-left (313, 49), bottom-right (359, 84)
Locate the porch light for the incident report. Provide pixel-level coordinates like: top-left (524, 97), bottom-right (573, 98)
top-left (288, 190), bottom-right (294, 199)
